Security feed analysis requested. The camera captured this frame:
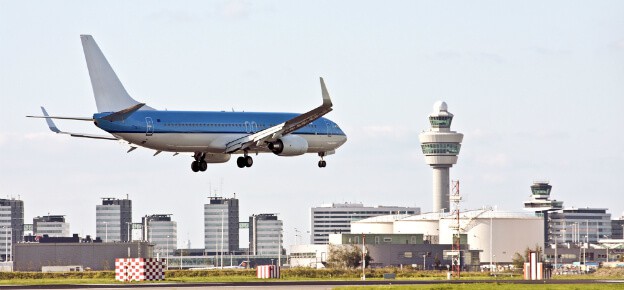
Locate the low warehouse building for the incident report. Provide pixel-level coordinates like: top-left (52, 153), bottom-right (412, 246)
top-left (15, 241), bottom-right (153, 271)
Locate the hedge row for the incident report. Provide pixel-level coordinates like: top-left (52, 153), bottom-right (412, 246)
top-left (0, 268), bottom-right (494, 280)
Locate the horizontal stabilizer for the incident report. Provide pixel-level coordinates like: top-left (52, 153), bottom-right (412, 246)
top-left (29, 107), bottom-right (118, 141)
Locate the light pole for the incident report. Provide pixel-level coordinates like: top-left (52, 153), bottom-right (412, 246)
top-left (2, 226), bottom-right (6, 262)
top-left (220, 209), bottom-right (224, 269)
top-left (126, 222), bottom-right (132, 242)
top-left (423, 254), bottom-right (426, 270)
top-left (554, 235), bottom-right (558, 274)
top-left (278, 228), bottom-right (282, 267)
top-left (489, 213), bottom-right (493, 272)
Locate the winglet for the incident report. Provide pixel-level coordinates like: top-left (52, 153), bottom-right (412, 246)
top-left (320, 77), bottom-right (333, 107)
top-left (40, 107), bottom-right (61, 133)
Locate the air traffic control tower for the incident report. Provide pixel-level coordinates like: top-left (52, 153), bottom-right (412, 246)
top-left (419, 101), bottom-right (463, 213)
top-left (523, 181), bottom-right (563, 247)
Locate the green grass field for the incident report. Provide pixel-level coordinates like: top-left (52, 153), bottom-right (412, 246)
top-left (0, 268), bottom-right (622, 287)
top-left (334, 284), bottom-right (624, 290)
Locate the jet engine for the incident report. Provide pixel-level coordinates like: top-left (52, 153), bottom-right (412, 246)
top-left (267, 135), bottom-right (309, 156)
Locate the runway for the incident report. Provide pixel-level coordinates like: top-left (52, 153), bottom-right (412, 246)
top-left (0, 279), bottom-right (623, 289)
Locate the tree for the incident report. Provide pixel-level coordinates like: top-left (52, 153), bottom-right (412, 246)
top-left (511, 252), bottom-right (525, 269)
top-left (327, 244), bottom-right (373, 269)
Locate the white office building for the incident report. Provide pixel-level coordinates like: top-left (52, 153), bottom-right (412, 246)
top-left (33, 215), bottom-right (70, 237)
top-left (311, 202), bottom-right (420, 244)
top-left (204, 196), bottom-right (239, 253)
top-left (96, 197), bottom-right (132, 242)
top-left (143, 214), bottom-right (177, 256)
top-left (0, 198), bottom-right (24, 261)
top-left (549, 208), bottom-right (612, 245)
top-left (250, 214), bottom-right (283, 256)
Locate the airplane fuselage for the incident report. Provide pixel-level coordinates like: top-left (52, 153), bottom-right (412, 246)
top-left (94, 110), bottom-right (347, 154)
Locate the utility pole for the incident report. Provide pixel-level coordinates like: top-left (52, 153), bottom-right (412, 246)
top-left (221, 209), bottom-right (224, 269)
top-left (361, 234), bottom-right (366, 280)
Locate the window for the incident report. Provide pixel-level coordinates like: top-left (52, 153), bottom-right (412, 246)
top-left (421, 143), bottom-right (461, 155)
top-left (383, 237), bottom-right (392, 243)
top-left (404, 251), bottom-right (413, 258)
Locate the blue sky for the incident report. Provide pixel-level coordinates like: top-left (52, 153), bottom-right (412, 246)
top-left (1, 1), bottom-right (623, 248)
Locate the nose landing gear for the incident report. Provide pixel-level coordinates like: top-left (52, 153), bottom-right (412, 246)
top-left (318, 152), bottom-right (327, 168)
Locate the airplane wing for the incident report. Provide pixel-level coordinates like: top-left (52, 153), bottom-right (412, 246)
top-left (225, 77), bottom-right (333, 153)
top-left (27, 107), bottom-right (118, 141)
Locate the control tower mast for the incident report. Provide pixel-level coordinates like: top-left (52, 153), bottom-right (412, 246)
top-left (419, 101), bottom-right (464, 213)
top-left (523, 181), bottom-right (563, 247)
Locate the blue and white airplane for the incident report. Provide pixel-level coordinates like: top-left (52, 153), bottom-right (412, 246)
top-left (29, 35), bottom-right (347, 172)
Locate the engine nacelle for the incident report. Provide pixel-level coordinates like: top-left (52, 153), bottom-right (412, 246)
top-left (268, 135), bottom-right (309, 156)
top-left (202, 153), bottom-right (231, 163)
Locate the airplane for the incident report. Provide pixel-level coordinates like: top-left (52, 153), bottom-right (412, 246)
top-left (28, 35), bottom-right (347, 172)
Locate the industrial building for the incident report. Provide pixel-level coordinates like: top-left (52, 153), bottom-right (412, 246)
top-left (96, 197), bottom-right (132, 242)
top-left (33, 215), bottom-right (70, 237)
top-left (0, 198), bottom-right (24, 261)
top-left (14, 237), bottom-right (152, 271)
top-left (418, 101), bottom-right (463, 213)
top-left (311, 202), bottom-right (420, 244)
top-left (204, 196), bottom-right (239, 253)
top-left (249, 214), bottom-right (283, 256)
top-left (350, 209), bottom-right (544, 264)
top-left (142, 214), bottom-right (177, 256)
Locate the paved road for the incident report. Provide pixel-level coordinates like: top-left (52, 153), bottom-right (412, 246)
top-left (1, 280), bottom-right (623, 289)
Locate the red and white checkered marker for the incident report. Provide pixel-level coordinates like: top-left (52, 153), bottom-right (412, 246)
top-left (115, 258), bottom-right (166, 282)
top-left (256, 265), bottom-right (280, 279)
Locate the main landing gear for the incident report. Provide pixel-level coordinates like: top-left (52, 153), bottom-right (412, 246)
top-left (236, 152), bottom-right (253, 168)
top-left (318, 152), bottom-right (327, 168)
top-left (191, 152), bottom-right (208, 172)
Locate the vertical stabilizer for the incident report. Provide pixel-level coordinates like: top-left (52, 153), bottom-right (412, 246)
top-left (80, 35), bottom-right (153, 112)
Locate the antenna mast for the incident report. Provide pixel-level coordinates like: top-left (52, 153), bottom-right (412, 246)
top-left (450, 180), bottom-right (462, 279)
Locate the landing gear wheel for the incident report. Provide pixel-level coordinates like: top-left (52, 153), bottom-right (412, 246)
top-left (191, 161), bottom-right (200, 172)
top-left (245, 156), bottom-right (253, 167)
top-left (237, 157), bottom-right (246, 168)
top-left (318, 160), bottom-right (327, 168)
top-left (199, 162), bottom-right (207, 172)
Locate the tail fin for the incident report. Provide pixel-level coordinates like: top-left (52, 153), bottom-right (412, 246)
top-left (80, 35), bottom-right (153, 113)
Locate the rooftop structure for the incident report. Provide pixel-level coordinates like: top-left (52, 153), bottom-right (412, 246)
top-left (418, 101), bottom-right (463, 213)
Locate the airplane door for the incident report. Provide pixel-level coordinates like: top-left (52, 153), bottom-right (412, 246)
top-left (251, 121), bottom-right (258, 133)
top-left (146, 117), bottom-right (154, 136)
